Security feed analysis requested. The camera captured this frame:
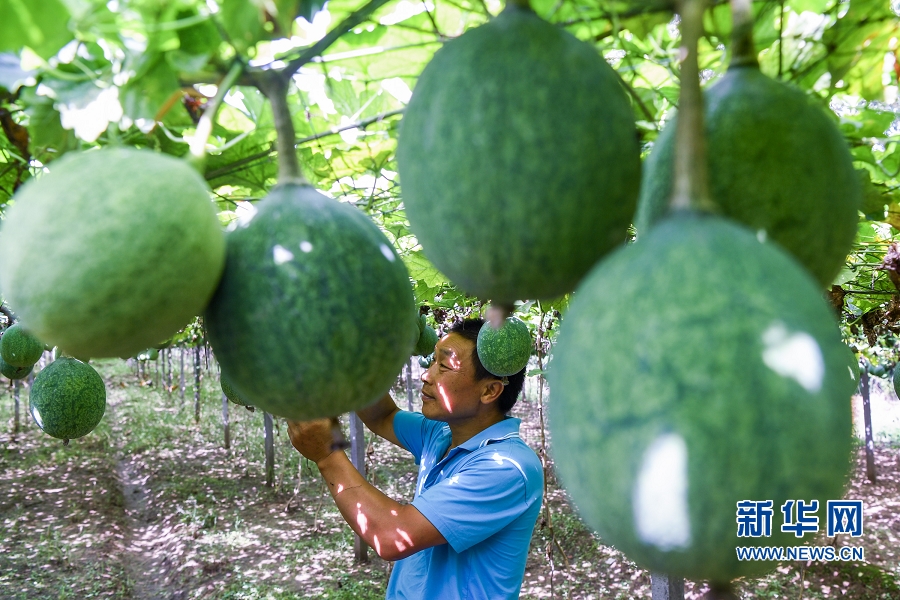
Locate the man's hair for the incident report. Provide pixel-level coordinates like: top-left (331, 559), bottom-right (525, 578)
top-left (447, 318), bottom-right (526, 414)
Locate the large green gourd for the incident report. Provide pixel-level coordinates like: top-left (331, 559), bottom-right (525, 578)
top-left (548, 213), bottom-right (853, 583)
top-left (0, 148), bottom-right (225, 358)
top-left (0, 323), bottom-right (44, 367)
top-left (30, 357), bottom-right (106, 442)
top-left (634, 65), bottom-right (860, 287)
top-left (396, 5), bottom-right (640, 303)
top-left (205, 183), bottom-right (417, 420)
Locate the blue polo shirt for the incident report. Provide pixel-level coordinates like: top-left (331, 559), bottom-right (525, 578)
top-left (385, 411), bottom-right (543, 600)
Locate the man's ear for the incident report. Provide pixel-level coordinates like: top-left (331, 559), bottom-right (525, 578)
top-left (480, 379), bottom-right (505, 405)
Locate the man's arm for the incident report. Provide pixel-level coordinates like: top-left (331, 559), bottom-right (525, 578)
top-left (287, 419), bottom-right (446, 561)
top-left (355, 392), bottom-right (402, 448)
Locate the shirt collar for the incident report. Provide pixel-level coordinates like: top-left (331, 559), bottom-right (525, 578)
top-left (455, 417), bottom-right (522, 452)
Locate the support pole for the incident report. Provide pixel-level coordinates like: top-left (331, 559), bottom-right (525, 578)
top-left (13, 379), bottom-right (20, 434)
top-left (180, 348), bottom-right (186, 404)
top-left (264, 412), bottom-right (275, 487)
top-left (349, 412), bottom-right (369, 562)
top-left (405, 358), bottom-right (415, 412)
top-left (222, 393), bottom-right (231, 450)
top-left (651, 573), bottom-right (684, 600)
top-left (194, 346), bottom-right (202, 423)
top-left (859, 369), bottom-right (877, 483)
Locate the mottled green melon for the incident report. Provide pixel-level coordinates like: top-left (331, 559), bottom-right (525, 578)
top-left (396, 5), bottom-right (640, 303)
top-left (0, 355), bottom-right (33, 380)
top-left (548, 212), bottom-right (852, 583)
top-left (477, 316), bottom-right (531, 377)
top-left (30, 357), bottom-right (106, 442)
top-left (0, 323), bottom-right (44, 367)
top-left (221, 374), bottom-right (254, 410)
top-left (205, 183), bottom-right (417, 420)
top-left (634, 65), bottom-right (860, 287)
top-left (0, 148), bottom-right (225, 358)
top-left (413, 325), bottom-right (439, 357)
top-left (416, 313), bottom-right (426, 336)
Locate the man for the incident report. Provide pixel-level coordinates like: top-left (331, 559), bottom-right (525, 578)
top-left (287, 318), bottom-right (543, 599)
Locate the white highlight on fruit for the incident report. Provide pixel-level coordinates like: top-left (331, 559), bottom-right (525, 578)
top-left (299, 241), bottom-right (313, 253)
top-left (273, 245), bottom-right (294, 265)
top-left (31, 407), bottom-right (43, 429)
top-left (761, 322), bottom-right (824, 392)
top-left (380, 244), bottom-right (396, 262)
top-left (633, 432), bottom-right (692, 551)
top-left (756, 229), bottom-right (768, 243)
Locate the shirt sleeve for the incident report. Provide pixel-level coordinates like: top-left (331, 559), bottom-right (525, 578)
top-left (411, 449), bottom-right (537, 553)
top-left (391, 410), bottom-right (431, 465)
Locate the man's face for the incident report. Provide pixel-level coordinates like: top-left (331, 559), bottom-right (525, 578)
top-left (420, 333), bottom-right (488, 422)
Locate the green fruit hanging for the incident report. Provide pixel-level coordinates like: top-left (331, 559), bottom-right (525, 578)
top-left (0, 355), bottom-right (33, 380)
top-left (634, 65), bottom-right (860, 287)
top-left (548, 213), bottom-right (853, 583)
top-left (413, 325), bottom-right (439, 357)
top-left (205, 183), bottom-right (417, 421)
top-left (0, 323), bottom-right (44, 367)
top-left (30, 357), bottom-right (106, 444)
top-left (477, 317), bottom-right (531, 377)
top-left (221, 373), bottom-right (255, 411)
top-left (0, 148), bottom-right (226, 359)
top-left (396, 3), bottom-right (641, 303)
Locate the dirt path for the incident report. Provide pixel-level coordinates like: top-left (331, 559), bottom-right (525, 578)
top-left (108, 391), bottom-right (187, 600)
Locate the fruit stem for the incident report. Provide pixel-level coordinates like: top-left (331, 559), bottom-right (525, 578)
top-left (258, 72), bottom-right (308, 185)
top-left (729, 0), bottom-right (758, 68)
top-left (670, 0), bottom-right (715, 213)
top-left (487, 303), bottom-right (513, 328)
top-left (187, 61), bottom-right (245, 173)
top-left (506, 0), bottom-right (533, 10)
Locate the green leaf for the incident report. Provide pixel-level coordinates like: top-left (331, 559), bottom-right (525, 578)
top-left (19, 86), bottom-right (77, 159)
top-left (219, 0), bottom-right (267, 54)
top-left (840, 109), bottom-right (895, 140)
top-left (0, 0), bottom-right (73, 59)
top-left (121, 53), bottom-right (181, 121)
top-left (403, 251), bottom-right (447, 289)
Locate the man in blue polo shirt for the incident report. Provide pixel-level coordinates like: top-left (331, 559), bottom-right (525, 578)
top-left (287, 318), bottom-right (543, 599)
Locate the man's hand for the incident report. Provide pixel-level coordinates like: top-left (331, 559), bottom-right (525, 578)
top-left (287, 418), bottom-right (342, 464)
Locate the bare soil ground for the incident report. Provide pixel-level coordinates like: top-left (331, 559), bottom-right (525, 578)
top-left (0, 356), bottom-right (898, 599)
